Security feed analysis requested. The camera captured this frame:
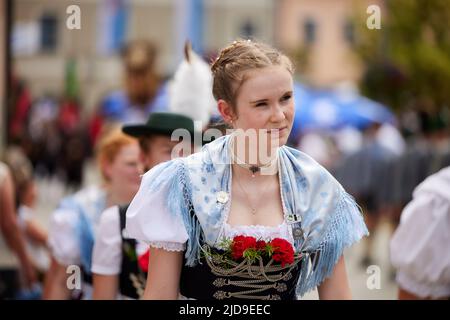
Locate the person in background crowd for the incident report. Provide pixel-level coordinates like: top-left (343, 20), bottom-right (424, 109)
top-left (3, 147), bottom-right (49, 297)
top-left (390, 111), bottom-right (449, 228)
top-left (92, 112), bottom-right (197, 299)
top-left (92, 43), bottom-right (216, 299)
top-left (89, 40), bottom-right (168, 146)
top-left (390, 165), bottom-right (450, 300)
top-left (0, 161), bottom-right (36, 299)
top-left (58, 97), bottom-right (87, 190)
top-left (43, 129), bottom-right (142, 299)
top-left (334, 121), bottom-right (395, 268)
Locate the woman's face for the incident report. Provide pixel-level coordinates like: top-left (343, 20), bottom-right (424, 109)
top-left (105, 143), bottom-right (143, 200)
top-left (228, 66), bottom-right (295, 149)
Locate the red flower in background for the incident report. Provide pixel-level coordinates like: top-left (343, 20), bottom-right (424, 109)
top-left (270, 238), bottom-right (294, 267)
top-left (138, 249), bottom-right (150, 273)
top-left (231, 236), bottom-right (257, 260)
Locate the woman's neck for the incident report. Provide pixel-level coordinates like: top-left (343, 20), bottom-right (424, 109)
top-left (105, 184), bottom-right (134, 208)
top-left (230, 135), bottom-right (279, 170)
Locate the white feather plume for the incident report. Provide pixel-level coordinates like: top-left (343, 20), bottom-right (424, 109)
top-left (168, 42), bottom-right (216, 130)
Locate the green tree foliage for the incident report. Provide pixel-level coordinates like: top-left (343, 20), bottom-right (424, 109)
top-left (354, 0), bottom-right (450, 112)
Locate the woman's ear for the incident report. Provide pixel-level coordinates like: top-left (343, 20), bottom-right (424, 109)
top-left (217, 99), bottom-right (235, 124)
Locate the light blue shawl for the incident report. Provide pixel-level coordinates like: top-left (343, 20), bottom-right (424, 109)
top-left (143, 134), bottom-right (368, 297)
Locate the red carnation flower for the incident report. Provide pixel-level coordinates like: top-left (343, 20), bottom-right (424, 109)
top-left (270, 238), bottom-right (294, 267)
top-left (231, 236), bottom-right (257, 260)
top-left (256, 240), bottom-right (267, 251)
top-left (138, 249), bottom-right (150, 273)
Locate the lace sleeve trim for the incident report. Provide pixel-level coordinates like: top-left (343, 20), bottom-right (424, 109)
top-left (148, 241), bottom-right (186, 252)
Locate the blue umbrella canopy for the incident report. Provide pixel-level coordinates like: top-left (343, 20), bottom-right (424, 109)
top-left (334, 90), bottom-right (396, 129)
top-left (291, 83), bottom-right (344, 138)
top-left (291, 82), bottom-right (395, 140)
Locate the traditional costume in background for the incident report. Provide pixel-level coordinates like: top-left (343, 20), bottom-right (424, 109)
top-left (91, 42), bottom-right (214, 300)
top-left (48, 186), bottom-right (106, 299)
top-left (390, 166), bottom-right (450, 299)
top-left (91, 204), bottom-right (149, 299)
top-left (92, 112), bottom-right (197, 299)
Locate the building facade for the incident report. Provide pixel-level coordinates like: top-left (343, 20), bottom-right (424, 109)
top-left (12, 0), bottom-right (274, 111)
top-left (275, 0), bottom-right (385, 87)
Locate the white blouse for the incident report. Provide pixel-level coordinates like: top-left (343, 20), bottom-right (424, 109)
top-left (91, 206), bottom-right (148, 276)
top-left (125, 171), bottom-right (295, 253)
top-left (125, 173), bottom-right (189, 251)
top-left (93, 206), bottom-right (294, 276)
top-left (47, 186), bottom-right (105, 267)
top-left (390, 167), bottom-right (450, 299)
top-left (47, 207), bottom-right (82, 266)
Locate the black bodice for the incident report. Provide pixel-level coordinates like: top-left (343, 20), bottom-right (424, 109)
top-left (179, 253), bottom-right (302, 300)
top-left (118, 204), bottom-right (147, 299)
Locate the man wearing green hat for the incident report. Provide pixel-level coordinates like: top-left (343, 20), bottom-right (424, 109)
top-left (91, 112), bottom-right (197, 299)
top-left (122, 112), bottom-right (197, 171)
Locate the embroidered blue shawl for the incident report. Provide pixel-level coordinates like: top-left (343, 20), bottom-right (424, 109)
top-left (139, 134), bottom-right (368, 297)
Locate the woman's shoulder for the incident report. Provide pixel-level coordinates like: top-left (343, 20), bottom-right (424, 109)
top-left (49, 206), bottom-right (79, 232)
top-left (413, 166), bottom-right (450, 201)
top-left (99, 205), bottom-right (120, 228)
top-left (59, 185), bottom-right (105, 208)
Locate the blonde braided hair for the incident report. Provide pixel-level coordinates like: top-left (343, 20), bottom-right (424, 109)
top-left (211, 39), bottom-right (294, 113)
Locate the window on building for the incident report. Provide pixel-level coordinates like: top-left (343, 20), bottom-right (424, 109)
top-left (303, 18), bottom-right (316, 45)
top-left (40, 13), bottom-right (58, 52)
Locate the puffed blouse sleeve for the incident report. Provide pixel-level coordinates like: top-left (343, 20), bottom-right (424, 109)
top-left (47, 208), bottom-right (81, 266)
top-left (125, 159), bottom-right (189, 252)
top-left (390, 191), bottom-right (450, 299)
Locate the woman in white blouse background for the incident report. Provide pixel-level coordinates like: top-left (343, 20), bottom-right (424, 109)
top-left (91, 113), bottom-right (196, 299)
top-left (43, 130), bottom-right (142, 299)
top-left (390, 166), bottom-right (450, 300)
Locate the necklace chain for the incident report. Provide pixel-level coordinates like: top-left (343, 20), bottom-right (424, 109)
top-left (229, 135), bottom-right (278, 215)
top-left (234, 174), bottom-right (257, 215)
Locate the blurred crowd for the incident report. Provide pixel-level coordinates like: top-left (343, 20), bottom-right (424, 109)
top-left (297, 111), bottom-right (450, 271)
